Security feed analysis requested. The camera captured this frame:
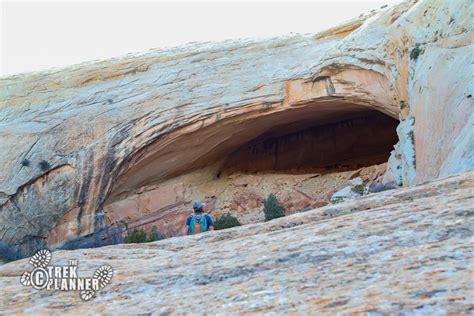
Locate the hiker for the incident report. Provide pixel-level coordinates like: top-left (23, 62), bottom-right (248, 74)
top-left (184, 201), bottom-right (214, 235)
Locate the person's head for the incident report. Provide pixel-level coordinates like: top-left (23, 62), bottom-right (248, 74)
top-left (192, 200), bottom-right (205, 213)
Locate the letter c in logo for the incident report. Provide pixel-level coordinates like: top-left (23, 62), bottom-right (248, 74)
top-left (30, 268), bottom-right (49, 289)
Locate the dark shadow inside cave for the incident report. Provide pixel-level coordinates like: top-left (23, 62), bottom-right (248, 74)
top-left (218, 110), bottom-right (398, 176)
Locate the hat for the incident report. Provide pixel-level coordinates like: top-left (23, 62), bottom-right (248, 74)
top-left (192, 200), bottom-right (205, 209)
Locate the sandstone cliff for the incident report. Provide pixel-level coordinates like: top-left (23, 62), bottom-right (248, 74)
top-left (0, 172), bottom-right (472, 313)
top-left (0, 0), bottom-right (473, 257)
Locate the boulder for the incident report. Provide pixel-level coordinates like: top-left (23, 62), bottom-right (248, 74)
top-left (330, 177), bottom-right (368, 204)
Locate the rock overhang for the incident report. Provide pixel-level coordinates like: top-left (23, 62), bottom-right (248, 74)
top-left (108, 97), bottom-right (399, 202)
top-left (107, 64), bottom-right (400, 200)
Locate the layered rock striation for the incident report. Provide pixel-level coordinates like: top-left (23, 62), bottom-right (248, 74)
top-left (0, 0), bottom-right (473, 257)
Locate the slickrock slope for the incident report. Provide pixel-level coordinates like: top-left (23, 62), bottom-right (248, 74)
top-left (0, 172), bottom-right (473, 314)
top-left (0, 0), bottom-right (473, 257)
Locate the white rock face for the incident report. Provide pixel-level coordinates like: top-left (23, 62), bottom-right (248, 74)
top-left (398, 116), bottom-right (416, 186)
top-left (0, 0), bottom-right (472, 256)
top-left (440, 112), bottom-right (474, 177)
top-left (384, 142), bottom-right (403, 186)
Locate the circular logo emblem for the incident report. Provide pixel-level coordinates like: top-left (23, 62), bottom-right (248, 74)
top-left (30, 267), bottom-right (49, 289)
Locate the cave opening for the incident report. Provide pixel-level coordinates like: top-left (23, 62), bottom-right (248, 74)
top-left (218, 110), bottom-right (398, 177)
top-left (108, 100), bottom-right (400, 203)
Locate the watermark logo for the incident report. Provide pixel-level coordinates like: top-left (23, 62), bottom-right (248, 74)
top-left (19, 249), bottom-right (113, 301)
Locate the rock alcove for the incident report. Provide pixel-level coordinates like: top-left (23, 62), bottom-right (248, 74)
top-left (108, 100), bottom-right (399, 202)
top-left (99, 97), bottom-right (399, 240)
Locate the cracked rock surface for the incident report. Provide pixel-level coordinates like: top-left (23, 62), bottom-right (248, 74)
top-left (0, 171), bottom-right (472, 314)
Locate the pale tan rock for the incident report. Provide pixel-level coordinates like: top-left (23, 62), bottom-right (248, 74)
top-left (0, 172), bottom-right (472, 314)
top-left (0, 0), bottom-right (472, 256)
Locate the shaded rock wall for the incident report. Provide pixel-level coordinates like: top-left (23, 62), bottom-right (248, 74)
top-left (220, 111), bottom-right (398, 174)
top-left (0, 0), bottom-right (472, 256)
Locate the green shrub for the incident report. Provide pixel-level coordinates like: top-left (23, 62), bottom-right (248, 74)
top-left (214, 213), bottom-right (241, 230)
top-left (399, 100), bottom-right (407, 110)
top-left (263, 193), bottom-right (286, 221)
top-left (351, 184), bottom-right (366, 195)
top-left (38, 160), bottom-right (51, 171)
top-left (125, 228), bottom-right (147, 243)
top-left (331, 196), bottom-right (345, 204)
top-left (147, 225), bottom-right (164, 242)
top-left (410, 45), bottom-right (423, 61)
top-left (124, 226), bottom-right (163, 243)
top-left (21, 159), bottom-right (30, 167)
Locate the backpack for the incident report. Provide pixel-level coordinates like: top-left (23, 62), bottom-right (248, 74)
top-left (188, 213), bottom-right (208, 235)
